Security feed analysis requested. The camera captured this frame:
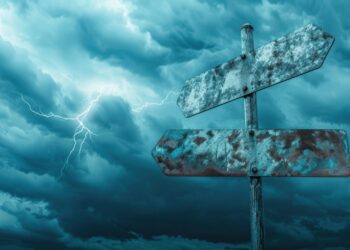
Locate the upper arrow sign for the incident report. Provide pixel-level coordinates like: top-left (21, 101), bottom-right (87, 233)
top-left (152, 129), bottom-right (349, 177)
top-left (177, 24), bottom-right (334, 117)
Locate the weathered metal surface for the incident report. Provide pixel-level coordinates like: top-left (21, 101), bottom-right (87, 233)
top-left (177, 24), bottom-right (334, 117)
top-left (152, 129), bottom-right (349, 177)
top-left (152, 129), bottom-right (248, 176)
top-left (241, 23), bottom-right (264, 250)
top-left (250, 177), bottom-right (264, 250)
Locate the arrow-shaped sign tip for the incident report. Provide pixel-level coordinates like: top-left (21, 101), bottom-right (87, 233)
top-left (176, 23), bottom-right (335, 118)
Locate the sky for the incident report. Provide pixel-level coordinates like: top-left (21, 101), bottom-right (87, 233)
top-left (0, 0), bottom-right (349, 249)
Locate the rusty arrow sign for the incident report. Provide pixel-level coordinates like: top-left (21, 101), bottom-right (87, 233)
top-left (152, 129), bottom-right (349, 177)
top-left (177, 24), bottom-right (334, 117)
top-left (154, 23), bottom-right (344, 250)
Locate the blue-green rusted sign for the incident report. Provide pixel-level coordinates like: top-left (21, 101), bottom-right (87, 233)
top-left (152, 129), bottom-right (349, 177)
top-left (155, 23), bottom-right (342, 250)
top-left (177, 24), bottom-right (334, 117)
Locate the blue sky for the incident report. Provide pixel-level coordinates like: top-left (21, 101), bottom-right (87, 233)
top-left (0, 0), bottom-right (350, 249)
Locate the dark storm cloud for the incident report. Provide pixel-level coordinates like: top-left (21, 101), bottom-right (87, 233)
top-left (129, 0), bottom-right (259, 86)
top-left (90, 96), bottom-right (141, 143)
top-left (267, 0), bottom-right (350, 62)
top-left (263, 178), bottom-right (350, 249)
top-left (0, 36), bottom-right (89, 140)
top-left (296, 92), bottom-right (350, 125)
top-left (77, 16), bottom-right (171, 79)
top-left (47, 98), bottom-right (250, 245)
top-left (0, 0), bottom-right (350, 250)
top-left (0, 39), bottom-right (77, 175)
top-left (257, 91), bottom-right (287, 129)
top-left (0, 38), bottom-right (59, 110)
top-left (0, 171), bottom-right (68, 250)
top-left (0, 82), bottom-right (250, 249)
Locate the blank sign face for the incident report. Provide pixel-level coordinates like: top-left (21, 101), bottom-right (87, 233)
top-left (152, 129), bottom-right (349, 177)
top-left (177, 24), bottom-right (334, 117)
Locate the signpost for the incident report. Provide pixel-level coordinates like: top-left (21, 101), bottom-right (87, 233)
top-left (152, 23), bottom-right (349, 250)
top-left (177, 24), bottom-right (334, 118)
top-left (152, 129), bottom-right (349, 176)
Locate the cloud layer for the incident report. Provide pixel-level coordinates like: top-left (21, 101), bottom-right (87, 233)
top-left (0, 0), bottom-right (350, 249)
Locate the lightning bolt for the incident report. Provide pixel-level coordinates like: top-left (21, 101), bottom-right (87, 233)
top-left (131, 91), bottom-right (179, 113)
top-left (21, 89), bottom-right (178, 178)
top-left (21, 94), bottom-right (101, 179)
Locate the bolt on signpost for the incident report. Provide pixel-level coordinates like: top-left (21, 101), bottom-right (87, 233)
top-left (152, 23), bottom-right (350, 250)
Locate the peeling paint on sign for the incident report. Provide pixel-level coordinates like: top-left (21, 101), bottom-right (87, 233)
top-left (177, 24), bottom-right (334, 117)
top-left (152, 129), bottom-right (349, 177)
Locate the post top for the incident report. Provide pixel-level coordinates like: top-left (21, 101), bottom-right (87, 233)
top-left (241, 23), bottom-right (254, 30)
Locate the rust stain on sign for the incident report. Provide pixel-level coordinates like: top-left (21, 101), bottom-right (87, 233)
top-left (152, 129), bottom-right (349, 177)
top-left (177, 24), bottom-right (334, 117)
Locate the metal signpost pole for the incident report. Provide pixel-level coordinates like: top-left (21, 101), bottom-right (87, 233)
top-left (241, 23), bottom-right (264, 250)
top-left (153, 23), bottom-right (344, 249)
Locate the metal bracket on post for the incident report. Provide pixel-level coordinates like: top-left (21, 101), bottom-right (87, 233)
top-left (241, 23), bottom-right (265, 250)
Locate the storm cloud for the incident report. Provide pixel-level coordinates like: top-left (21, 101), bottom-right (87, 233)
top-left (0, 0), bottom-right (350, 249)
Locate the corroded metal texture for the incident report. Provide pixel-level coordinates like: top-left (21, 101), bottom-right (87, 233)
top-left (152, 129), bottom-right (249, 176)
top-left (177, 24), bottom-right (334, 117)
top-left (241, 24), bottom-right (264, 250)
top-left (152, 129), bottom-right (349, 177)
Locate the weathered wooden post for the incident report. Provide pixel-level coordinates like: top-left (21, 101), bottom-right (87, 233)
top-left (241, 23), bottom-right (264, 250)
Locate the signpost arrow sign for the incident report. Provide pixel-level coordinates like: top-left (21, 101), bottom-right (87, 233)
top-left (153, 23), bottom-right (344, 250)
top-left (152, 129), bottom-right (350, 177)
top-left (177, 24), bottom-right (334, 117)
